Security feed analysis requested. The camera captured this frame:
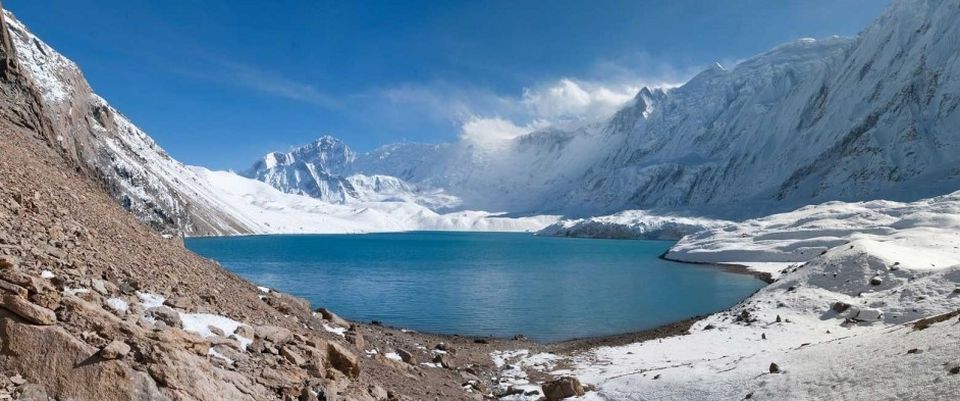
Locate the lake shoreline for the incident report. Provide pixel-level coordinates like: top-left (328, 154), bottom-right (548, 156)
top-left (659, 250), bottom-right (776, 284)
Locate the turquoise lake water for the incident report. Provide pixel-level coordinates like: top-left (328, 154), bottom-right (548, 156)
top-left (186, 232), bottom-right (764, 342)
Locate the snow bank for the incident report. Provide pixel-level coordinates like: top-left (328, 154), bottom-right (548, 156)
top-left (538, 209), bottom-right (733, 240)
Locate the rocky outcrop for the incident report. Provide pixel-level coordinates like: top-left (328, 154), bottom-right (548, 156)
top-left (542, 377), bottom-right (585, 400)
top-left (0, 309), bottom-right (168, 400)
top-left (1, 9), bottom-right (252, 236)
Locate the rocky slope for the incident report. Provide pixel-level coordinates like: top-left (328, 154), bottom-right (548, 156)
top-left (2, 11), bottom-right (262, 237)
top-left (0, 7), bottom-right (549, 401)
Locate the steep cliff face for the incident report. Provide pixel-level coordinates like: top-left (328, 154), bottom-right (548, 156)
top-left (3, 12), bottom-right (254, 236)
top-left (562, 0), bottom-right (960, 216)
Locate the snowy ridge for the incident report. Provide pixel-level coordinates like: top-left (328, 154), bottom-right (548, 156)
top-left (4, 11), bottom-right (253, 235)
top-left (537, 210), bottom-right (733, 240)
top-left (246, 136), bottom-right (459, 209)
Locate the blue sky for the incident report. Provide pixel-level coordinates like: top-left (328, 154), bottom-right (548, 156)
top-left (9, 0), bottom-right (888, 170)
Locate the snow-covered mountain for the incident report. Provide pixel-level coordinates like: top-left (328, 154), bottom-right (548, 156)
top-left (562, 0), bottom-right (960, 217)
top-left (245, 136), bottom-right (459, 209)
top-left (2, 11), bottom-right (555, 236)
top-left (9, 0), bottom-right (960, 236)
top-left (256, 0), bottom-right (960, 220)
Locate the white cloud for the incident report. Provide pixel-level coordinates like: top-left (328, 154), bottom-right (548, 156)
top-left (460, 116), bottom-right (548, 147)
top-left (219, 61), bottom-right (340, 108)
top-left (520, 78), bottom-right (640, 122)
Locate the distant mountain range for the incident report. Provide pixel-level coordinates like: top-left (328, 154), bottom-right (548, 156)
top-left (7, 0), bottom-right (960, 235)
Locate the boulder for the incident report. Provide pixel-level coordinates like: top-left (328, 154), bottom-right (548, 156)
top-left (99, 340), bottom-right (131, 360)
top-left (0, 310), bottom-right (166, 400)
top-left (207, 325), bottom-right (225, 337)
top-left (367, 384), bottom-right (388, 400)
top-left (316, 308), bottom-right (350, 327)
top-left (345, 327), bottom-right (364, 349)
top-left (280, 346), bottom-right (307, 367)
top-left (255, 325), bottom-right (292, 345)
top-left (853, 308), bottom-right (883, 322)
top-left (396, 348), bottom-right (415, 364)
top-left (0, 255), bottom-right (17, 269)
top-left (542, 377), bottom-right (585, 400)
top-left (831, 302), bottom-right (851, 313)
top-left (0, 278), bottom-right (27, 297)
top-left (0, 294), bottom-right (56, 325)
top-left (769, 362), bottom-right (781, 373)
top-left (327, 341), bottom-right (361, 378)
top-left (15, 384), bottom-right (48, 401)
top-left (0, 269), bottom-right (41, 293)
top-left (164, 296), bottom-right (193, 310)
top-left (146, 306), bottom-right (182, 328)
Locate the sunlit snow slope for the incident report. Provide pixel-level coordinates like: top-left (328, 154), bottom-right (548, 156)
top-left (4, 11), bottom-right (556, 236)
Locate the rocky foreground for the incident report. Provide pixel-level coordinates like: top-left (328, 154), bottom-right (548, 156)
top-left (0, 8), bottom-right (585, 400)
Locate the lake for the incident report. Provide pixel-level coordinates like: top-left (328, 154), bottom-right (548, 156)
top-left (186, 232), bottom-right (764, 342)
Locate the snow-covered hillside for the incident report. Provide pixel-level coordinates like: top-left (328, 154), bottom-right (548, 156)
top-left (498, 189), bottom-right (960, 401)
top-left (3, 11), bottom-right (256, 236)
top-left (190, 167), bottom-right (557, 235)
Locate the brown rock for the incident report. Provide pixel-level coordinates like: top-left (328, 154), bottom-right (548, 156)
top-left (10, 374), bottom-right (26, 385)
top-left (396, 348), bottom-right (416, 364)
top-left (0, 278), bottom-right (27, 297)
top-left (0, 309), bottom-right (165, 400)
top-left (29, 288), bottom-right (61, 310)
top-left (164, 296), bottom-right (192, 310)
top-left (15, 383), bottom-right (48, 401)
top-left (146, 306), bottom-right (182, 328)
top-left (368, 384), bottom-right (388, 400)
top-left (0, 269), bottom-right (40, 293)
top-left (148, 328), bottom-right (210, 356)
top-left (281, 345), bottom-right (307, 367)
top-left (327, 341), bottom-right (361, 378)
top-left (316, 308), bottom-right (350, 327)
top-left (0, 255), bottom-right (17, 269)
top-left (0, 294), bottom-right (56, 325)
top-left (769, 362), bottom-right (781, 373)
top-left (99, 340), bottom-right (131, 360)
top-left (207, 325), bottom-right (225, 337)
top-left (345, 328), bottom-right (364, 350)
top-left (255, 325), bottom-right (292, 345)
top-left (542, 377), bottom-right (585, 401)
